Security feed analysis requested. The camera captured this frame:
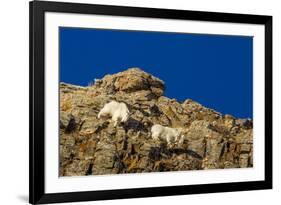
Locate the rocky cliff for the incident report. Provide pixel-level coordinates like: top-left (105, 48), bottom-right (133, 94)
top-left (59, 68), bottom-right (253, 176)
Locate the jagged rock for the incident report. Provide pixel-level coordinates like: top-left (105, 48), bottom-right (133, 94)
top-left (239, 154), bottom-right (249, 168)
top-left (64, 160), bottom-right (92, 176)
top-left (59, 68), bottom-right (253, 176)
top-left (90, 68), bottom-right (165, 97)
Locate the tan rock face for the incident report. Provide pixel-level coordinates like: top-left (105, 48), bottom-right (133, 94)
top-left (59, 67), bottom-right (253, 176)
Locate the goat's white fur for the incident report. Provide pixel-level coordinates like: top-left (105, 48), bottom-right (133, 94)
top-left (98, 100), bottom-right (129, 126)
top-left (151, 124), bottom-right (183, 145)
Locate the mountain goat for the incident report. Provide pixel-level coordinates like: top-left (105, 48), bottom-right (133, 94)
top-left (151, 124), bottom-right (183, 146)
top-left (98, 100), bottom-right (129, 127)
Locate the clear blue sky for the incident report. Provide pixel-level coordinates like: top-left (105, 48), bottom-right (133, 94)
top-left (59, 27), bottom-right (253, 119)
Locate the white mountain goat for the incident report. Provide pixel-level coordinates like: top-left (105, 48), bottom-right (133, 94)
top-left (151, 124), bottom-right (184, 146)
top-left (98, 100), bottom-right (130, 127)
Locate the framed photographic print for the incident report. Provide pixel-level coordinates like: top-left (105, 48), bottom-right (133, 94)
top-left (29, 0), bottom-right (272, 204)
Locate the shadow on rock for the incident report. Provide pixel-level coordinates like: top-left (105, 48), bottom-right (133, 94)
top-left (149, 145), bottom-right (203, 161)
top-left (122, 117), bottom-right (147, 133)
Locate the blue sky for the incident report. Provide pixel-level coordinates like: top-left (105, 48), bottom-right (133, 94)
top-left (59, 27), bottom-right (253, 118)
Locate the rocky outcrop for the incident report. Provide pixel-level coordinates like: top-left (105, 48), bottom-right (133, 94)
top-left (59, 68), bottom-right (253, 176)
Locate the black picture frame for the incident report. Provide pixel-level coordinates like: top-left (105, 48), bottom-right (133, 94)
top-left (29, 1), bottom-right (272, 204)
